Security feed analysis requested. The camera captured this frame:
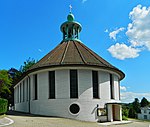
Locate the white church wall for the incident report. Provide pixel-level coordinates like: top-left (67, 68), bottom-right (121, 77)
top-left (14, 77), bottom-right (29, 112)
top-left (78, 70), bottom-right (92, 100)
top-left (114, 75), bottom-right (120, 100)
top-left (38, 72), bottom-right (48, 100)
top-left (14, 67), bottom-right (121, 122)
top-left (99, 71), bottom-right (110, 100)
top-left (30, 75), bottom-right (34, 100)
top-left (56, 70), bottom-right (70, 99)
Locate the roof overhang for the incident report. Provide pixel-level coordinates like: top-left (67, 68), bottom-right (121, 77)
top-left (14, 64), bottom-right (125, 87)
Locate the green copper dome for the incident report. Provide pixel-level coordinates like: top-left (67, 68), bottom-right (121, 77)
top-left (60, 12), bottom-right (82, 42)
top-left (67, 13), bottom-right (75, 21)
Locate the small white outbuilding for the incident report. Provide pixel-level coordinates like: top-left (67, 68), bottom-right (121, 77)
top-left (14, 12), bottom-right (125, 122)
top-left (138, 107), bottom-right (150, 120)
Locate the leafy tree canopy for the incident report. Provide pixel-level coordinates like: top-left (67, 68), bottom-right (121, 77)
top-left (140, 97), bottom-right (149, 107)
top-left (0, 70), bottom-right (12, 95)
top-left (13, 57), bottom-right (36, 82)
top-left (132, 98), bottom-right (141, 113)
top-left (20, 57), bottom-right (36, 73)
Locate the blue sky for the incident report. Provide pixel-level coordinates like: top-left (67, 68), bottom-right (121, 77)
top-left (0, 0), bottom-right (150, 103)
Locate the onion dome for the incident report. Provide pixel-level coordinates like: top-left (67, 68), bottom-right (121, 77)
top-left (60, 12), bottom-right (82, 42)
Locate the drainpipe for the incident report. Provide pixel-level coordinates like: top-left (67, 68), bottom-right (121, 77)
top-left (27, 75), bottom-right (31, 113)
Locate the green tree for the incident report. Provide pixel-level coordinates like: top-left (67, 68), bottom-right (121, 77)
top-left (122, 105), bottom-right (129, 120)
top-left (132, 98), bottom-right (141, 113)
top-left (14, 57), bottom-right (36, 82)
top-left (0, 70), bottom-right (12, 97)
top-left (140, 97), bottom-right (149, 107)
top-left (20, 57), bottom-right (36, 73)
top-left (128, 107), bottom-right (136, 118)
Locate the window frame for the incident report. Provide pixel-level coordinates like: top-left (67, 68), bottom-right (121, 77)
top-left (92, 71), bottom-right (99, 99)
top-left (70, 70), bottom-right (78, 99)
top-left (34, 74), bottom-right (38, 100)
top-left (49, 71), bottom-right (55, 99)
top-left (110, 74), bottom-right (115, 99)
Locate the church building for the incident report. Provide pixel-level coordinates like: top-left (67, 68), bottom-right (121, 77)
top-left (14, 11), bottom-right (125, 122)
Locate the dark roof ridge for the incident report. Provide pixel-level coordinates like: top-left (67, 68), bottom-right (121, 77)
top-left (60, 41), bottom-right (70, 64)
top-left (78, 42), bottom-right (115, 68)
top-left (73, 40), bottom-right (87, 64)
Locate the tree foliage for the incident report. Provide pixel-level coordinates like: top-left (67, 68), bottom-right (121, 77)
top-left (132, 98), bottom-right (141, 113)
top-left (122, 104), bottom-right (129, 119)
top-left (128, 107), bottom-right (136, 118)
top-left (0, 98), bottom-right (8, 114)
top-left (14, 57), bottom-right (36, 82)
top-left (140, 97), bottom-right (149, 107)
top-left (123, 98), bottom-right (149, 119)
top-left (0, 70), bottom-right (12, 95)
top-left (20, 57), bottom-right (36, 73)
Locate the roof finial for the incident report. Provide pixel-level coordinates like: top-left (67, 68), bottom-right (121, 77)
top-left (69, 5), bottom-right (72, 13)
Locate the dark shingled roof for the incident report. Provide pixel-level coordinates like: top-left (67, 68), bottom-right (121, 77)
top-left (29, 40), bottom-right (125, 80)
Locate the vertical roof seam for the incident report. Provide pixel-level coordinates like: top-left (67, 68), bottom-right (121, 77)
top-left (73, 41), bottom-right (87, 64)
top-left (60, 41), bottom-right (70, 64)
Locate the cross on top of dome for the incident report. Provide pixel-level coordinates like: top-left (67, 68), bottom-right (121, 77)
top-left (60, 6), bottom-right (82, 42)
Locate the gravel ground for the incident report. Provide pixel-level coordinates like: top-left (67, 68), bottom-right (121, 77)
top-left (5, 112), bottom-right (150, 127)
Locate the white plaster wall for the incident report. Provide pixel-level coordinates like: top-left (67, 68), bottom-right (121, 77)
top-left (14, 68), bottom-right (121, 122)
top-left (30, 75), bottom-right (34, 100)
top-left (14, 87), bottom-right (17, 104)
top-left (114, 75), bottom-right (119, 100)
top-left (38, 72), bottom-right (48, 100)
top-left (107, 104), bottom-right (113, 122)
top-left (56, 70), bottom-right (69, 99)
top-left (78, 70), bottom-right (92, 100)
top-left (99, 71), bottom-right (110, 100)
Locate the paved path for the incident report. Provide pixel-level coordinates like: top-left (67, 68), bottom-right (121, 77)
top-left (5, 111), bottom-right (150, 127)
top-left (0, 117), bottom-right (14, 127)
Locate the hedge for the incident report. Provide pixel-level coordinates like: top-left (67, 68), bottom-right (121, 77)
top-left (0, 98), bottom-right (8, 114)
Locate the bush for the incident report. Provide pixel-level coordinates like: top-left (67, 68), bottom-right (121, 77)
top-left (0, 98), bottom-right (8, 114)
top-left (122, 115), bottom-right (128, 120)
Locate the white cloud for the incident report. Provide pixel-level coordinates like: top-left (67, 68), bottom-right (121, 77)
top-left (107, 4), bottom-right (150, 60)
top-left (121, 91), bottom-right (150, 103)
top-left (120, 86), bottom-right (127, 91)
top-left (105, 29), bottom-right (109, 33)
top-left (108, 43), bottom-right (141, 60)
top-left (38, 49), bottom-right (42, 52)
top-left (82, 0), bottom-right (87, 3)
top-left (109, 27), bottom-right (125, 40)
top-left (126, 5), bottom-right (150, 50)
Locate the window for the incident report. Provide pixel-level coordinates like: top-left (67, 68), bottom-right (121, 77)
top-left (70, 70), bottom-right (78, 98)
top-left (144, 110), bottom-right (147, 113)
top-left (49, 71), bottom-right (55, 99)
top-left (23, 80), bottom-right (25, 102)
top-left (20, 83), bottom-right (21, 103)
top-left (26, 78), bottom-right (28, 101)
top-left (34, 74), bottom-right (38, 100)
top-left (17, 86), bottom-right (19, 103)
top-left (92, 71), bottom-right (99, 98)
top-left (110, 74), bottom-right (114, 99)
top-left (144, 115), bottom-right (147, 119)
top-left (69, 103), bottom-right (80, 114)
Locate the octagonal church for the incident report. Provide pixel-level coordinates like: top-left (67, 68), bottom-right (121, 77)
top-left (14, 12), bottom-right (125, 122)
